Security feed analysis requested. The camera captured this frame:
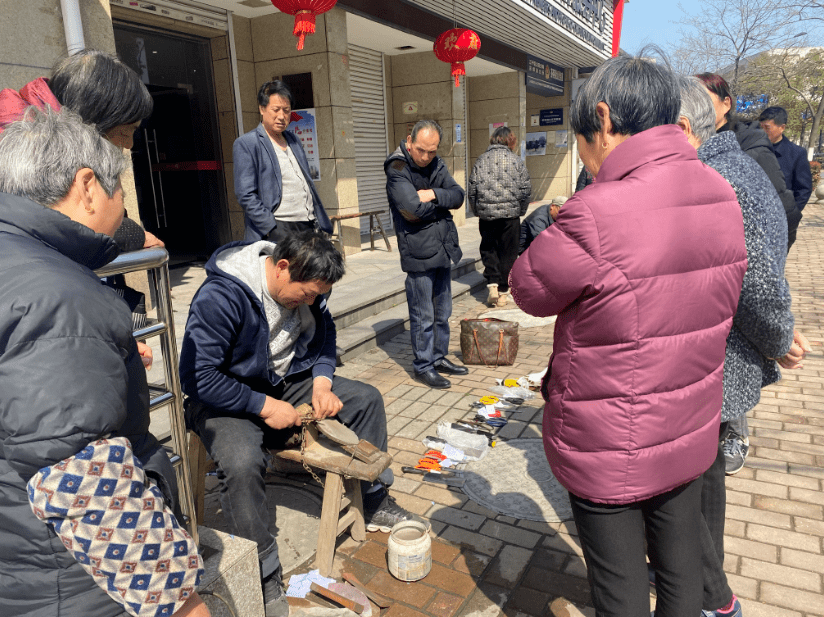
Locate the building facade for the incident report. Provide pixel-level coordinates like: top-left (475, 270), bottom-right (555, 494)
top-left (0, 0), bottom-right (614, 260)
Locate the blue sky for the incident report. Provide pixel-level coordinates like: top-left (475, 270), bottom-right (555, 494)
top-left (618, 0), bottom-right (684, 55)
top-left (617, 0), bottom-right (823, 56)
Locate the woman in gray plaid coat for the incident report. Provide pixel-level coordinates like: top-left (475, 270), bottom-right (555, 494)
top-left (468, 126), bottom-right (532, 306)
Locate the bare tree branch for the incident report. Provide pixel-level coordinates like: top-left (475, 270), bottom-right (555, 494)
top-left (737, 48), bottom-right (824, 149)
top-left (671, 0), bottom-right (806, 93)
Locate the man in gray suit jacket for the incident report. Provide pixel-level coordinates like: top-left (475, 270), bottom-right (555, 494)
top-left (234, 80), bottom-right (332, 241)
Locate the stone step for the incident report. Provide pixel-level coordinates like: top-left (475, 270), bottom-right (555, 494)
top-left (328, 255), bottom-right (483, 330)
top-left (336, 266), bottom-right (486, 362)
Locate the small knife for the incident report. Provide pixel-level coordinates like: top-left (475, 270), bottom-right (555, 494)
top-left (401, 466), bottom-right (466, 487)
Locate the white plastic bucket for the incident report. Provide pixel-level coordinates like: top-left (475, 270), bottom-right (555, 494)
top-left (387, 520), bottom-right (431, 581)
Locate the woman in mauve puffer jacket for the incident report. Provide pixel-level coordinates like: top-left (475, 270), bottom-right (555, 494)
top-left (509, 53), bottom-right (748, 617)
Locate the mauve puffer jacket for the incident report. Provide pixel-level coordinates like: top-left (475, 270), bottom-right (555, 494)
top-left (510, 125), bottom-right (748, 504)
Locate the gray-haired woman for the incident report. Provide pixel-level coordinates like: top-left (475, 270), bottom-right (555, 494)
top-left (468, 125), bottom-right (531, 306)
top-left (677, 74), bottom-right (810, 617)
top-left (509, 52), bottom-right (748, 617)
top-left (0, 109), bottom-right (208, 617)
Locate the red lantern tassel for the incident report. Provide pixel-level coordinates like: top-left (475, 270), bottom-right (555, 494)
top-left (293, 10), bottom-right (317, 50)
top-left (451, 62), bottom-right (466, 87)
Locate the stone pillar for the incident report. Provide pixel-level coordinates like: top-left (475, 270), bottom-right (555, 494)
top-left (524, 70), bottom-right (574, 201)
top-left (389, 51), bottom-right (469, 226)
top-left (222, 15), bottom-right (259, 241)
top-left (467, 70), bottom-right (525, 173)
top-left (248, 7), bottom-right (360, 254)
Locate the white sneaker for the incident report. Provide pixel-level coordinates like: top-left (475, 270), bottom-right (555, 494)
top-left (486, 284), bottom-right (499, 306)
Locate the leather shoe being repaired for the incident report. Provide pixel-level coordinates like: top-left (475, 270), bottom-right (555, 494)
top-left (415, 369), bottom-right (451, 389)
top-left (434, 358), bottom-right (469, 375)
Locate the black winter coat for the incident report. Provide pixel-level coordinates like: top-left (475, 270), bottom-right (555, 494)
top-left (0, 193), bottom-right (176, 617)
top-left (519, 205), bottom-right (554, 254)
top-left (722, 119), bottom-right (802, 243)
top-left (384, 143), bottom-right (465, 273)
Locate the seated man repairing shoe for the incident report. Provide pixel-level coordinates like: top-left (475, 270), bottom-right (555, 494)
top-left (180, 230), bottom-right (426, 617)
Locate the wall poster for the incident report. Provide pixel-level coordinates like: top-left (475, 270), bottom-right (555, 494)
top-left (526, 131), bottom-right (547, 156)
top-left (291, 108), bottom-right (320, 181)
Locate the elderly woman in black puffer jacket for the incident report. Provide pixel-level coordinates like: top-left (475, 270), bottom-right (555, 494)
top-left (468, 126), bottom-right (531, 307)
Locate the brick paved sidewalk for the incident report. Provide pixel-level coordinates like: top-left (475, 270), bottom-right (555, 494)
top-left (309, 201), bottom-right (824, 617)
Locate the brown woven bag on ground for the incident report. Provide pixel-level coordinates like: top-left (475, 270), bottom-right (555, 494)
top-left (460, 318), bottom-right (519, 366)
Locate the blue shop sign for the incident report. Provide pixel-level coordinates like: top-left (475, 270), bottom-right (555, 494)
top-left (526, 55), bottom-right (564, 98)
top-left (540, 108), bottom-right (563, 126)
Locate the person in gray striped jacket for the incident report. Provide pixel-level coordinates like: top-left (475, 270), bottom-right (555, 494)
top-left (468, 126), bottom-right (532, 307)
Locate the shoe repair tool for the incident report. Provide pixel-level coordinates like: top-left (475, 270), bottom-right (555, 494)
top-left (342, 573), bottom-right (391, 609)
top-left (503, 378), bottom-right (519, 388)
top-left (472, 414), bottom-right (508, 428)
top-left (479, 395), bottom-right (499, 405)
top-left (415, 458), bottom-right (442, 471)
top-left (453, 422), bottom-right (505, 445)
top-left (293, 404), bottom-right (385, 487)
top-left (401, 466), bottom-right (466, 487)
top-left (310, 582), bottom-right (365, 614)
top-left (424, 449), bottom-right (447, 461)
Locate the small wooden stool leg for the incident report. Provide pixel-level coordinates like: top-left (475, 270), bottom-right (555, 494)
top-left (316, 471), bottom-right (344, 577)
top-left (333, 219), bottom-right (346, 262)
top-left (187, 432), bottom-right (208, 526)
top-left (346, 478), bottom-right (366, 542)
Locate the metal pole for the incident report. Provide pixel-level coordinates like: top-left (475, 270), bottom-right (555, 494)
top-left (227, 12), bottom-right (247, 140)
top-left (59, 0), bottom-right (86, 55)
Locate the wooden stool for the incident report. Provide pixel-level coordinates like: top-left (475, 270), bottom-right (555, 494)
top-left (187, 426), bottom-right (392, 577)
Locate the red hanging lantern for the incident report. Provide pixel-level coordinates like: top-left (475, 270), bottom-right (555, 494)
top-left (270, 0), bottom-right (338, 50)
top-left (434, 28), bottom-right (481, 87)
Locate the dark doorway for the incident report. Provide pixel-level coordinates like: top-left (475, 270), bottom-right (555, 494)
top-left (114, 23), bottom-right (228, 263)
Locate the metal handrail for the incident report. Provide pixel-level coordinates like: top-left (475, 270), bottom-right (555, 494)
top-left (95, 246), bottom-right (168, 277)
top-left (96, 248), bottom-right (198, 544)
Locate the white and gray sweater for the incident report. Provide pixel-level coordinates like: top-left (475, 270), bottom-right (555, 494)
top-left (698, 131), bottom-right (794, 421)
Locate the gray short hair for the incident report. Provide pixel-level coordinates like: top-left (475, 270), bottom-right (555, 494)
top-left (0, 107), bottom-right (128, 207)
top-left (410, 120), bottom-right (442, 143)
top-left (677, 75), bottom-right (717, 146)
top-left (571, 49), bottom-right (680, 143)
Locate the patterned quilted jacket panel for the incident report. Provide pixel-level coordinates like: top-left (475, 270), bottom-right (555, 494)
top-left (468, 144), bottom-right (532, 220)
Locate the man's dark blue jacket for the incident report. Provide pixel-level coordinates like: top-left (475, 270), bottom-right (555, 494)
top-left (384, 142), bottom-right (465, 273)
top-left (233, 124), bottom-right (332, 241)
top-left (773, 136), bottom-right (813, 211)
top-left (179, 241), bottom-right (336, 415)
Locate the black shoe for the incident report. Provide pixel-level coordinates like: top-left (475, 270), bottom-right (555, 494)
top-left (263, 570), bottom-right (289, 617)
top-left (415, 369), bottom-right (451, 389)
top-left (434, 358), bottom-right (469, 375)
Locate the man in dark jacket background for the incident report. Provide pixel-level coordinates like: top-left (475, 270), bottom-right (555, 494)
top-left (696, 74), bottom-right (802, 252)
top-left (384, 120), bottom-right (467, 389)
top-left (759, 106), bottom-right (814, 214)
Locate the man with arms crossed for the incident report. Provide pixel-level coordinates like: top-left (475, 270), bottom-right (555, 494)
top-left (384, 120), bottom-right (468, 389)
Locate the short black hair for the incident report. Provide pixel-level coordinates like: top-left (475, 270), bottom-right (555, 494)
top-left (258, 80), bottom-right (294, 108)
top-left (571, 48), bottom-right (680, 143)
top-left (759, 106), bottom-right (788, 126)
top-left (50, 49), bottom-right (153, 134)
top-left (271, 230), bottom-right (345, 285)
top-left (410, 119), bottom-right (442, 143)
